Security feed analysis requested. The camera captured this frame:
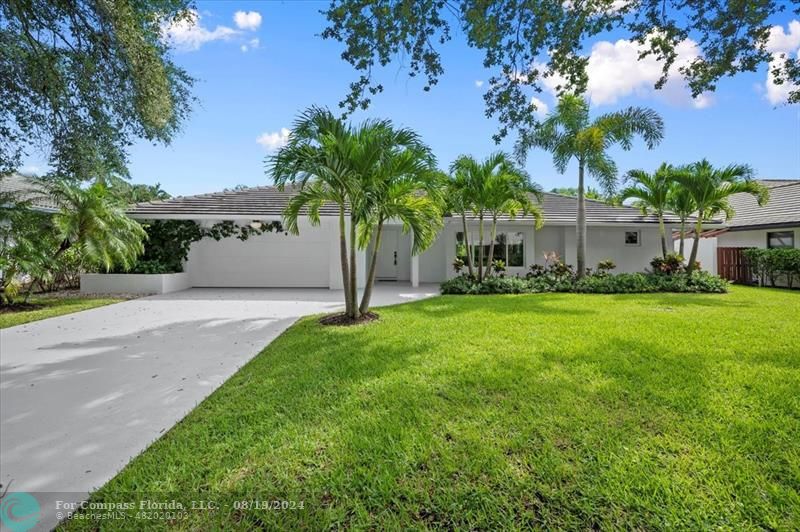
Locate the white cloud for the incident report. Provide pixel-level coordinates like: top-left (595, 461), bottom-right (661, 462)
top-left (475, 80), bottom-right (484, 88)
top-left (241, 39), bottom-right (260, 53)
top-left (256, 128), bottom-right (290, 151)
top-left (530, 96), bottom-right (549, 117)
top-left (234, 11), bottom-right (262, 31)
top-left (163, 10), bottom-right (238, 52)
top-left (763, 20), bottom-right (800, 105)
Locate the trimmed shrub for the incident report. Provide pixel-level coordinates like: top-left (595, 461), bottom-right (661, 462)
top-left (743, 248), bottom-right (800, 288)
top-left (440, 270), bottom-right (729, 295)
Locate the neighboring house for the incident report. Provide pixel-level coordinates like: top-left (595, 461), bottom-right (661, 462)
top-left (0, 172), bottom-right (58, 212)
top-left (674, 179), bottom-right (800, 280)
top-left (127, 186), bottom-right (692, 289)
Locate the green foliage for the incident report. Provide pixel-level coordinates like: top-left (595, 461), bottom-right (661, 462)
top-left (322, 1), bottom-right (794, 141)
top-left (0, 0), bottom-right (194, 178)
top-left (550, 187), bottom-right (603, 200)
top-left (0, 295), bottom-right (122, 329)
top-left (744, 248), bottom-right (800, 288)
top-left (650, 253), bottom-right (687, 276)
top-left (441, 270), bottom-right (728, 295)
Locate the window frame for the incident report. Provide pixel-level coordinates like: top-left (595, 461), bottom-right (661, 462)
top-left (456, 231), bottom-right (526, 268)
top-left (767, 231), bottom-right (795, 249)
top-left (624, 230), bottom-right (641, 247)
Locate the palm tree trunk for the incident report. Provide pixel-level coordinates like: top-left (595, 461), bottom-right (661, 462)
top-left (349, 215), bottom-right (359, 319)
top-left (485, 216), bottom-right (498, 277)
top-left (461, 213), bottom-right (474, 278)
top-left (338, 207), bottom-right (352, 317)
top-left (687, 218), bottom-right (702, 274)
top-left (658, 214), bottom-right (667, 258)
top-left (678, 218), bottom-right (686, 257)
top-left (477, 212), bottom-right (485, 282)
top-left (359, 221), bottom-right (383, 315)
top-left (576, 161), bottom-right (587, 279)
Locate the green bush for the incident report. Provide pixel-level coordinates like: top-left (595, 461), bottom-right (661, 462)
top-left (743, 248), bottom-right (800, 288)
top-left (440, 270), bottom-right (729, 295)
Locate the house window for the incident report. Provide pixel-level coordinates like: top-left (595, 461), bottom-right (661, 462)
top-left (767, 231), bottom-right (795, 249)
top-left (624, 231), bottom-right (641, 246)
top-left (456, 231), bottom-right (525, 267)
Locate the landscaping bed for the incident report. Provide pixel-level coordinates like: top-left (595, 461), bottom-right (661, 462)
top-left (59, 286), bottom-right (799, 530)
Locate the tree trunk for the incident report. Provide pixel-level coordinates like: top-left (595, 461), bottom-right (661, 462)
top-left (658, 214), bottom-right (667, 258)
top-left (477, 212), bottom-right (485, 282)
top-left (461, 212), bottom-right (474, 278)
top-left (485, 216), bottom-right (498, 277)
top-left (349, 215), bottom-right (359, 319)
top-left (576, 161), bottom-right (587, 279)
top-left (338, 207), bottom-right (352, 317)
top-left (678, 218), bottom-right (686, 257)
top-left (686, 218), bottom-right (702, 274)
top-left (359, 221), bottom-right (383, 315)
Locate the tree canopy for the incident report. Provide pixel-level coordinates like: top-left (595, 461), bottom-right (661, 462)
top-left (0, 0), bottom-right (194, 179)
top-left (323, 0), bottom-right (799, 140)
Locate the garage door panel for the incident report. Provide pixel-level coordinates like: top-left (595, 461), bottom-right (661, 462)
top-left (186, 230), bottom-right (329, 288)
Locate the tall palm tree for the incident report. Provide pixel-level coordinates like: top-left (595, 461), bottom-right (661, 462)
top-left (515, 94), bottom-right (663, 278)
top-left (41, 179), bottom-right (146, 271)
top-left (450, 153), bottom-right (543, 282)
top-left (270, 107), bottom-right (359, 317)
top-left (619, 163), bottom-right (677, 258)
top-left (673, 159), bottom-right (769, 273)
top-left (446, 169), bottom-right (477, 278)
top-left (666, 180), bottom-right (697, 258)
top-left (271, 107), bottom-right (443, 320)
top-left (354, 127), bottom-right (442, 314)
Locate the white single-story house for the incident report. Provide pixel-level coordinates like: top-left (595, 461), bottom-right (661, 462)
top-left (674, 179), bottom-right (799, 281)
top-left (82, 186), bottom-right (694, 293)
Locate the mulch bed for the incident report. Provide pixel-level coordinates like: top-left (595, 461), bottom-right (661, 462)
top-left (319, 311), bottom-right (379, 327)
top-left (0, 303), bottom-right (44, 314)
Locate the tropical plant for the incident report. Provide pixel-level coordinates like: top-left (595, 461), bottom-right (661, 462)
top-left (673, 160), bottom-right (769, 273)
top-left (449, 152), bottom-right (543, 282)
top-left (666, 182), bottom-right (697, 258)
top-left (270, 107), bottom-right (442, 321)
top-left (550, 187), bottom-right (604, 200)
top-left (620, 163), bottom-right (680, 258)
top-left (38, 179), bottom-right (146, 271)
top-left (355, 131), bottom-right (442, 315)
top-left (516, 94), bottom-right (663, 278)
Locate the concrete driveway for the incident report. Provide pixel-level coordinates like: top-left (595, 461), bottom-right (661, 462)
top-left (0, 285), bottom-right (437, 529)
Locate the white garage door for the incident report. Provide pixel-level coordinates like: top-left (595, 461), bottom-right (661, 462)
top-left (185, 226), bottom-right (330, 288)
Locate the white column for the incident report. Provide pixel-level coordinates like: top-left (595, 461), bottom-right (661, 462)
top-left (410, 234), bottom-right (420, 287)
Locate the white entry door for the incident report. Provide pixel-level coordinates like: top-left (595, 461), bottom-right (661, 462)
top-left (376, 227), bottom-right (399, 280)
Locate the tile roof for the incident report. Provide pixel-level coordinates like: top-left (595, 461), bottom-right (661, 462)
top-left (0, 173), bottom-right (58, 212)
top-left (129, 186), bottom-right (692, 225)
top-left (725, 180), bottom-right (800, 229)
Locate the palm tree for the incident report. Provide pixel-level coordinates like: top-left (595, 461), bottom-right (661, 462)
top-left (270, 107), bottom-right (359, 317)
top-left (673, 159), bottom-right (769, 273)
top-left (270, 107), bottom-right (443, 320)
top-left (41, 179), bottom-right (146, 271)
top-left (619, 163), bottom-right (677, 258)
top-left (515, 94), bottom-right (663, 278)
top-left (446, 169), bottom-right (477, 278)
top-left (450, 153), bottom-right (543, 282)
top-left (666, 180), bottom-right (697, 257)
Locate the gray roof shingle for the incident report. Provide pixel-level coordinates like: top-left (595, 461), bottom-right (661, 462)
top-left (128, 186), bottom-right (691, 225)
top-left (0, 173), bottom-right (58, 212)
top-left (725, 180), bottom-right (800, 229)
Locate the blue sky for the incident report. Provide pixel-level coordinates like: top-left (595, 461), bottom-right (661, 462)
top-left (26, 1), bottom-right (800, 196)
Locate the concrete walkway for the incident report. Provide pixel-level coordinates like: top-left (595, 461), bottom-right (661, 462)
top-left (0, 285), bottom-right (437, 529)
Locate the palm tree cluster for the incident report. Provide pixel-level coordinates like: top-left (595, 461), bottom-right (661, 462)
top-left (447, 153), bottom-right (543, 282)
top-left (269, 107), bottom-right (443, 322)
top-left (620, 160), bottom-right (768, 273)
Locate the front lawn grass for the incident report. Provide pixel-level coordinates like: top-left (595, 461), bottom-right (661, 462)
top-left (61, 286), bottom-right (800, 530)
top-left (0, 295), bottom-right (124, 329)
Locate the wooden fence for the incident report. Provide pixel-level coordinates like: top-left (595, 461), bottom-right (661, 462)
top-left (717, 247), bottom-right (752, 284)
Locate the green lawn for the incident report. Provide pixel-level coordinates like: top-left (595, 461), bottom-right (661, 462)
top-left (0, 295), bottom-right (124, 329)
top-left (61, 286), bottom-right (799, 530)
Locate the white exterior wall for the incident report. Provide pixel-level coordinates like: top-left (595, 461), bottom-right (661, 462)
top-left (185, 217), bottom-right (365, 289)
top-left (80, 272), bottom-right (190, 295)
top-left (717, 227), bottom-right (799, 249)
top-left (559, 225), bottom-right (671, 273)
top-left (674, 236), bottom-right (718, 273)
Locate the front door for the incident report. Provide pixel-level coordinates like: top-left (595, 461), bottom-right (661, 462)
top-left (376, 227), bottom-right (399, 280)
